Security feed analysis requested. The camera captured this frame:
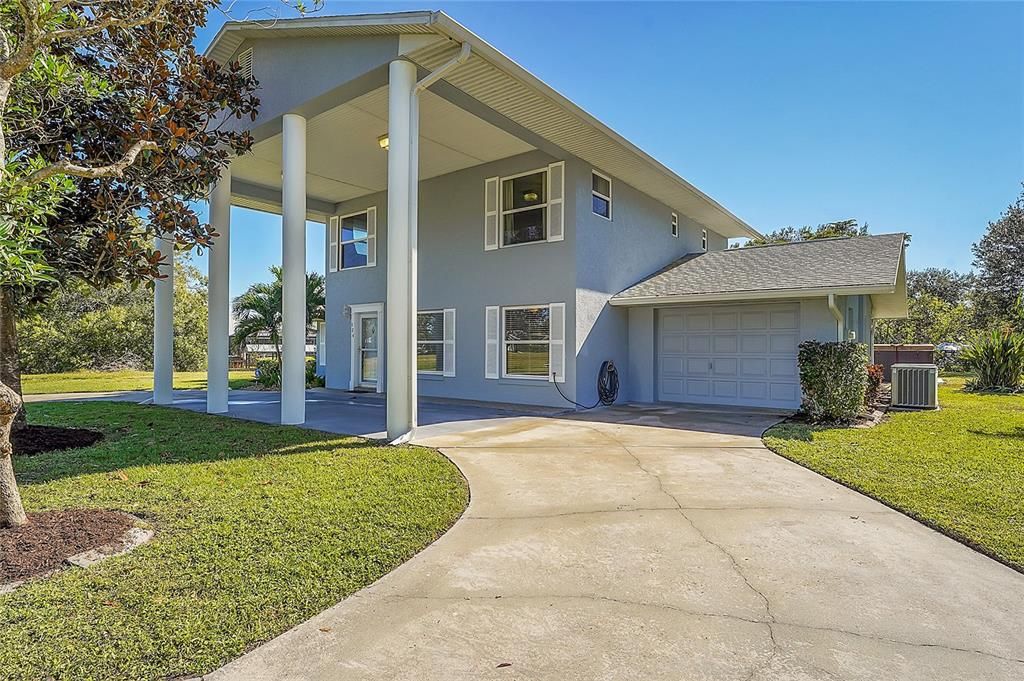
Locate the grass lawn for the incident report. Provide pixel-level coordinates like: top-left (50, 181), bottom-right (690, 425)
top-left (21, 369), bottom-right (256, 395)
top-left (0, 402), bottom-right (468, 680)
top-left (764, 378), bottom-right (1024, 570)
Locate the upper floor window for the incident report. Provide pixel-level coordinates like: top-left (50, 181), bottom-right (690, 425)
top-left (671, 212), bottom-right (679, 238)
top-left (501, 169), bottom-right (547, 246)
top-left (701, 228), bottom-right (708, 252)
top-left (592, 171), bottom-right (612, 220)
top-left (339, 210), bottom-right (369, 269)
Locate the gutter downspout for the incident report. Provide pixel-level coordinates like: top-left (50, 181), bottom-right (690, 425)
top-left (827, 293), bottom-right (844, 341)
top-left (415, 42), bottom-right (472, 93)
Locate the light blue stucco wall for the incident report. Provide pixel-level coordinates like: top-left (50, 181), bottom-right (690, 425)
top-left (325, 150), bottom-right (580, 408)
top-left (570, 157), bottom-right (725, 405)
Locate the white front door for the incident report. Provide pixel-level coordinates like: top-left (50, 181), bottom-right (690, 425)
top-left (357, 313), bottom-right (379, 388)
top-left (658, 303), bottom-right (800, 409)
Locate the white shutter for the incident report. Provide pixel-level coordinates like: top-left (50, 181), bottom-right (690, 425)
top-left (484, 306), bottom-right (500, 379)
top-left (317, 322), bottom-right (326, 365)
top-left (549, 302), bottom-right (565, 383)
top-left (365, 207), bottom-right (377, 267)
top-left (484, 176), bottom-right (499, 251)
top-left (443, 308), bottom-right (456, 377)
top-left (328, 217), bottom-right (339, 272)
top-left (547, 162), bottom-right (565, 243)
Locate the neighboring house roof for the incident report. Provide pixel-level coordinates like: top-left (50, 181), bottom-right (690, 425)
top-left (203, 11), bottom-right (760, 240)
top-left (611, 233), bottom-right (909, 317)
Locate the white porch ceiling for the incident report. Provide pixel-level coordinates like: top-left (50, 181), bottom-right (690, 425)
top-left (231, 86), bottom-right (534, 208)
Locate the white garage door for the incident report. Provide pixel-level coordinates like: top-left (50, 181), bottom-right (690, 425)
top-left (658, 303), bottom-right (800, 409)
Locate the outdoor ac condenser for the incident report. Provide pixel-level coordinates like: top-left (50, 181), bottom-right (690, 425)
top-left (891, 363), bottom-right (939, 409)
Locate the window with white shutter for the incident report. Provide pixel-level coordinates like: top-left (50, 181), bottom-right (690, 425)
top-left (417, 309), bottom-right (455, 377)
top-left (484, 306), bottom-right (500, 379)
top-left (335, 208), bottom-right (376, 269)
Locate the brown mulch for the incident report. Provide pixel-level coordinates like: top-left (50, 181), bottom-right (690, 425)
top-left (11, 424), bottom-right (103, 456)
top-left (0, 509), bottom-right (134, 582)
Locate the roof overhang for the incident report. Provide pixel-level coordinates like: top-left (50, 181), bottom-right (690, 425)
top-left (204, 11), bottom-right (761, 239)
top-left (609, 284), bottom-right (900, 307)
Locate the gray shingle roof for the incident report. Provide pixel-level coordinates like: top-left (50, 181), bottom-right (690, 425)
top-left (613, 233), bottom-right (906, 303)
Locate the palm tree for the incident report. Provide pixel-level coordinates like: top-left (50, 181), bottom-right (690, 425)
top-left (232, 266), bottom-right (326, 364)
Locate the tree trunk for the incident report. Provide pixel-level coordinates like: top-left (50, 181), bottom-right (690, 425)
top-left (0, 379), bottom-right (27, 527)
top-left (0, 288), bottom-right (26, 429)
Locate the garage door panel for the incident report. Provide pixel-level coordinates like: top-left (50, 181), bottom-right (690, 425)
top-left (659, 303), bottom-right (800, 409)
top-left (770, 333), bottom-right (798, 353)
top-left (712, 334), bottom-right (738, 353)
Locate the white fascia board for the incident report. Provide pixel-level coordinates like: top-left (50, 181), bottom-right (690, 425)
top-left (609, 284), bottom-right (897, 307)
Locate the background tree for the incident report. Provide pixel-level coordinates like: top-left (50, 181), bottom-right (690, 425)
top-left (18, 255), bottom-right (209, 373)
top-left (232, 267), bottom-right (326, 362)
top-left (0, 0), bottom-right (259, 527)
top-left (972, 187), bottom-right (1024, 331)
top-left (740, 218), bottom-right (868, 247)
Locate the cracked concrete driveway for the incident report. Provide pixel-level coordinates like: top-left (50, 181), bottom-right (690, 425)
top-left (207, 404), bottom-right (1024, 680)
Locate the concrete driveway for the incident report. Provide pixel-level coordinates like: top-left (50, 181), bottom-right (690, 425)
top-left (202, 402), bottom-right (1024, 680)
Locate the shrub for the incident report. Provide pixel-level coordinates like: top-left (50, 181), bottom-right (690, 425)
top-left (797, 341), bottom-right (869, 422)
top-left (866, 363), bottom-right (884, 403)
top-left (962, 330), bottom-right (1024, 392)
top-left (306, 358), bottom-right (324, 388)
top-left (254, 358), bottom-right (281, 389)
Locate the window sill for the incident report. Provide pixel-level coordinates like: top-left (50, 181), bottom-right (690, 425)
top-left (499, 376), bottom-right (551, 386)
top-left (417, 372), bottom-right (448, 381)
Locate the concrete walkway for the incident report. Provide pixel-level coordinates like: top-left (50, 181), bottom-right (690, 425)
top-left (197, 402), bottom-right (1024, 680)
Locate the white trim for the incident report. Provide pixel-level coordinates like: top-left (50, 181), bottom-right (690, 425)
top-left (484, 305), bottom-right (500, 379)
top-left (671, 212), bottom-right (678, 238)
top-left (500, 303), bottom-right (552, 381)
top-left (328, 216), bottom-right (339, 272)
top-left (591, 169), bottom-right (612, 221)
top-left (316, 321), bottom-right (326, 365)
top-left (610, 284), bottom-right (897, 307)
top-left (498, 166), bottom-right (549, 248)
top-left (701, 228), bottom-right (707, 252)
top-left (484, 176), bottom-right (499, 251)
top-left (443, 307), bottom-right (456, 377)
top-left (548, 301), bottom-right (565, 383)
top-left (336, 207), bottom-right (375, 270)
top-left (349, 302), bottom-right (384, 392)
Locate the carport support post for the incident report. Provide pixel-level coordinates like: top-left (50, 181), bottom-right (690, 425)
top-left (153, 231), bottom-right (174, 405)
top-left (207, 167), bottom-right (231, 414)
top-left (385, 59), bottom-right (417, 442)
top-left (281, 113), bottom-right (307, 425)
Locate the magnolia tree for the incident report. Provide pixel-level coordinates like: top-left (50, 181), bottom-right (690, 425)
top-left (0, 0), bottom-right (261, 527)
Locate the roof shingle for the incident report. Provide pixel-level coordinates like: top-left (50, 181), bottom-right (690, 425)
top-left (613, 233), bottom-right (906, 302)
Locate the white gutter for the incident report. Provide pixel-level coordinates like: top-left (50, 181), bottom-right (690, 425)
top-left (415, 41), bottom-right (471, 92)
top-left (827, 293), bottom-right (844, 341)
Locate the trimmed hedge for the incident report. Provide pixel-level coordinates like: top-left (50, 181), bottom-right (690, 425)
top-left (798, 341), bottom-right (869, 422)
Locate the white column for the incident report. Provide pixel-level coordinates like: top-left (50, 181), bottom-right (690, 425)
top-left (153, 232), bottom-right (174, 405)
top-left (280, 113), bottom-right (307, 425)
top-left (385, 59), bottom-right (417, 441)
top-left (207, 167), bottom-right (231, 414)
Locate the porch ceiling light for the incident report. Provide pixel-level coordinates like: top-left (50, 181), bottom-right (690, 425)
top-left (377, 134), bottom-right (389, 151)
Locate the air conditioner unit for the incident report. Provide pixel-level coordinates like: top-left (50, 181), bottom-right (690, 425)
top-left (891, 364), bottom-right (939, 409)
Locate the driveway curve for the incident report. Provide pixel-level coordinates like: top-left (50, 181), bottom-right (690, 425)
top-left (207, 404), bottom-right (1024, 680)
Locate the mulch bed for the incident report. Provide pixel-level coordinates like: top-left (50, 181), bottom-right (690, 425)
top-left (11, 424), bottom-right (103, 456)
top-left (1, 509), bottom-right (134, 582)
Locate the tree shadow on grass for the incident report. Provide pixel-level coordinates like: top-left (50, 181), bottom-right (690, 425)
top-left (967, 427), bottom-right (1024, 441)
top-left (16, 402), bottom-right (381, 485)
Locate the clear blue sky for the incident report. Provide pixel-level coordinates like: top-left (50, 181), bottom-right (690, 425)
top-left (190, 1), bottom-right (1024, 299)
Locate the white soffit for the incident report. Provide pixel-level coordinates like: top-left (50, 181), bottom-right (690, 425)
top-left (230, 86), bottom-right (533, 205)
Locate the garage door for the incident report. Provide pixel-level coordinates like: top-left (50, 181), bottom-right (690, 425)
top-left (658, 303), bottom-right (800, 409)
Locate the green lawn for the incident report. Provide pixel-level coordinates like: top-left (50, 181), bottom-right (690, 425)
top-left (21, 369), bottom-right (256, 395)
top-left (0, 402), bottom-right (468, 680)
top-left (764, 378), bottom-right (1024, 570)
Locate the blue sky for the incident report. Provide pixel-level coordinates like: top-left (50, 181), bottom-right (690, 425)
top-left (190, 1), bottom-right (1024, 298)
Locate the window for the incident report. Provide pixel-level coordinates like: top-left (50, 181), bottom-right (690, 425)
top-left (417, 311), bottom-right (445, 374)
top-left (701, 228), bottom-right (708, 251)
top-left (502, 305), bottom-right (550, 379)
top-left (671, 212), bottom-right (678, 238)
top-left (416, 309), bottom-right (455, 376)
top-left (501, 169), bottom-right (547, 246)
top-left (592, 171), bottom-right (612, 219)
top-left (339, 211), bottom-right (369, 269)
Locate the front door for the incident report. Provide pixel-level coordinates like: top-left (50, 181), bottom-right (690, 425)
top-left (358, 313), bottom-right (379, 388)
